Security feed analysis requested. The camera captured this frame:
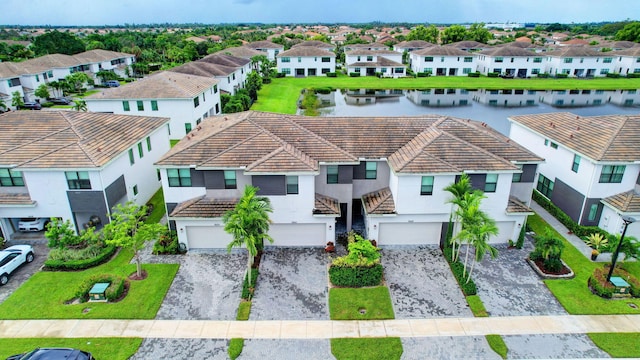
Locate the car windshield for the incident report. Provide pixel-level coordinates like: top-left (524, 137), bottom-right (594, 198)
top-left (20, 218), bottom-right (36, 222)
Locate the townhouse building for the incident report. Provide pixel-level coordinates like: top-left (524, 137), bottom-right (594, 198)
top-left (410, 46), bottom-right (477, 76)
top-left (344, 49), bottom-right (405, 77)
top-left (544, 46), bottom-right (615, 77)
top-left (276, 47), bottom-right (336, 77)
top-left (476, 46), bottom-right (540, 77)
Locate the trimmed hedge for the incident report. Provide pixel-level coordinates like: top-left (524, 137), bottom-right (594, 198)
top-left (329, 263), bottom-right (383, 287)
top-left (75, 273), bottom-right (126, 302)
top-left (314, 87), bottom-right (333, 95)
top-left (606, 72), bottom-right (621, 78)
top-left (325, 72), bottom-right (337, 77)
top-left (442, 246), bottom-right (477, 296)
top-left (555, 73), bottom-right (568, 78)
top-left (44, 245), bottom-right (117, 271)
top-left (417, 72), bottom-right (431, 77)
top-left (349, 72), bottom-right (361, 77)
top-left (589, 266), bottom-right (640, 298)
top-left (487, 72), bottom-right (499, 78)
top-left (467, 72), bottom-right (480, 77)
top-left (627, 73), bottom-right (640, 78)
top-left (536, 73), bottom-right (550, 78)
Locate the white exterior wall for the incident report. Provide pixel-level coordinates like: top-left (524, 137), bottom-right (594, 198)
top-left (545, 56), bottom-right (614, 77)
top-left (278, 56), bottom-right (336, 76)
top-left (476, 55), bottom-right (538, 76)
top-left (1, 78), bottom-right (24, 107)
top-left (538, 90), bottom-right (609, 107)
top-left (390, 173), bottom-right (453, 215)
top-left (411, 55), bottom-right (477, 76)
top-left (608, 89), bottom-right (640, 106)
top-left (616, 55), bottom-right (640, 76)
top-left (216, 65), bottom-right (249, 95)
top-left (51, 67), bottom-right (72, 81)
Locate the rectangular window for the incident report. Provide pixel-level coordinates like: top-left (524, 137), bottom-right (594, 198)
top-left (425, 56), bottom-right (433, 62)
top-left (185, 123), bottom-right (192, 133)
top-left (146, 136), bottom-right (152, 151)
top-left (564, 58), bottom-right (573, 63)
top-left (571, 154), bottom-right (581, 173)
top-left (603, 57), bottom-right (613, 63)
top-left (138, 142), bottom-right (144, 158)
top-left (464, 57), bottom-right (473, 62)
top-left (122, 101), bottom-right (130, 111)
top-left (327, 165), bottom-right (338, 184)
top-left (202, 92), bottom-right (205, 102)
top-left (600, 68), bottom-right (610, 75)
top-left (224, 170), bottom-right (237, 189)
top-left (512, 164), bottom-right (523, 183)
top-left (321, 57), bottom-right (330, 63)
top-left (495, 57), bottom-right (503, 63)
top-left (537, 174), bottom-right (554, 198)
top-left (533, 57), bottom-right (542, 63)
top-left (286, 176), bottom-right (299, 194)
top-left (193, 96), bottom-right (199, 107)
top-left (128, 149), bottom-right (135, 165)
top-left (366, 56), bottom-right (373, 61)
top-left (550, 142), bottom-right (558, 149)
top-left (484, 174), bottom-right (498, 193)
top-left (463, 68), bottom-right (471, 74)
top-left (0, 168), bottom-right (25, 186)
top-left (282, 68), bottom-right (291, 74)
top-left (167, 169), bottom-right (191, 187)
top-left (321, 68), bottom-right (330, 74)
top-left (354, 67), bottom-right (361, 73)
top-left (281, 57), bottom-right (290, 62)
top-left (588, 204), bottom-right (598, 221)
top-left (420, 176), bottom-right (434, 195)
top-left (532, 68), bottom-right (540, 74)
top-left (136, 101), bottom-right (144, 111)
top-left (365, 162), bottom-right (377, 179)
top-left (133, 185), bottom-right (138, 196)
top-left (599, 165), bottom-right (625, 183)
top-left (297, 57), bottom-right (301, 63)
top-left (151, 100), bottom-right (158, 111)
top-left (214, 85), bottom-right (218, 93)
top-left (65, 171), bottom-right (91, 189)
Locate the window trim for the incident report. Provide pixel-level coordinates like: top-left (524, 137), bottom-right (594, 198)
top-left (365, 162), bottom-right (377, 180)
top-left (128, 149), bottom-right (135, 165)
top-left (65, 171), bottom-right (91, 190)
top-left (286, 176), bottom-right (299, 194)
top-left (599, 165), bottom-right (625, 183)
top-left (420, 176), bottom-right (434, 195)
top-left (0, 168), bottom-right (25, 187)
top-left (484, 173), bottom-right (498, 193)
top-left (224, 170), bottom-right (237, 189)
top-left (167, 168), bottom-right (192, 187)
top-left (327, 165), bottom-right (338, 184)
top-left (571, 154), bottom-right (580, 173)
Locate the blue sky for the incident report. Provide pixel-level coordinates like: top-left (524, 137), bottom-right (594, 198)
top-left (1, 0), bottom-right (634, 25)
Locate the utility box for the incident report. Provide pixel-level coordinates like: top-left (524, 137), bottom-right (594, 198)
top-left (610, 276), bottom-right (631, 297)
top-left (88, 282), bottom-right (110, 302)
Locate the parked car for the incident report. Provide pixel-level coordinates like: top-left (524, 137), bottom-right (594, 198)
top-left (0, 244), bottom-right (34, 286)
top-left (6, 347), bottom-right (93, 360)
top-left (18, 218), bottom-right (49, 232)
top-left (104, 80), bottom-right (120, 87)
top-left (49, 97), bottom-right (72, 105)
top-left (20, 102), bottom-right (42, 110)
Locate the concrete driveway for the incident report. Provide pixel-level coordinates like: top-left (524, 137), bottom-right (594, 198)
top-left (0, 237), bottom-right (49, 304)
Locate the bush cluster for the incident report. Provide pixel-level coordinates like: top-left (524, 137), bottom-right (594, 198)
top-left (532, 191), bottom-right (609, 239)
top-left (349, 72), bottom-right (361, 77)
top-left (606, 72), bottom-right (621, 78)
top-left (467, 72), bottom-right (480, 77)
top-left (627, 73), bottom-right (640, 78)
top-left (442, 246), bottom-right (477, 295)
top-left (487, 72), bottom-right (499, 78)
top-left (329, 263), bottom-right (383, 287)
top-left (589, 266), bottom-right (640, 298)
top-left (44, 245), bottom-right (116, 271)
top-left (75, 273), bottom-right (126, 302)
top-left (48, 243), bottom-right (106, 261)
top-left (416, 72), bottom-right (431, 77)
top-left (153, 230), bottom-right (181, 255)
top-left (314, 87), bottom-right (333, 95)
top-left (555, 73), bottom-right (568, 78)
top-left (241, 268), bottom-right (259, 300)
top-left (325, 72), bottom-right (337, 77)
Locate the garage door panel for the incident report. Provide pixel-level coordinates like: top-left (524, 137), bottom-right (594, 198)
top-left (378, 223), bottom-right (441, 245)
top-left (269, 224), bottom-right (325, 247)
top-left (186, 226), bottom-right (232, 249)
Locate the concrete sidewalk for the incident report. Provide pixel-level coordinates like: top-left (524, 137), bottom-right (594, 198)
top-left (2, 315), bottom-right (640, 340)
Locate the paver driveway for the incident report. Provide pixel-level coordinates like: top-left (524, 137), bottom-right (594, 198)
top-left (0, 239), bottom-right (48, 304)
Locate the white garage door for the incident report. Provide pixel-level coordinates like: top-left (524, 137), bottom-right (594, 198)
top-left (378, 222), bottom-right (442, 245)
top-left (186, 226), bottom-right (232, 249)
top-left (269, 224), bottom-right (326, 247)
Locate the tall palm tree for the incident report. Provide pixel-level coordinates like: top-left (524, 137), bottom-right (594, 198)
top-left (444, 174), bottom-right (472, 261)
top-left (465, 218), bottom-right (499, 283)
top-left (223, 185), bottom-right (273, 285)
top-left (73, 99), bottom-right (87, 112)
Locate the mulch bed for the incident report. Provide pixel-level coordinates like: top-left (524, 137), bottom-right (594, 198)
top-left (533, 258), bottom-right (572, 276)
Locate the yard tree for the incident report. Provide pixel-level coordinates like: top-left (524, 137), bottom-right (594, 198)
top-left (615, 22), bottom-right (640, 42)
top-left (103, 202), bottom-right (166, 278)
top-left (223, 185), bottom-right (273, 285)
top-left (73, 99), bottom-right (87, 112)
top-left (0, 98), bottom-right (6, 111)
top-left (455, 201), bottom-right (499, 282)
top-left (441, 25), bottom-right (468, 45)
top-left (466, 23), bottom-right (493, 43)
top-left (444, 174), bottom-right (472, 261)
top-left (65, 72), bottom-right (91, 93)
top-left (32, 30), bottom-right (86, 56)
top-left (246, 71), bottom-right (262, 101)
top-left (11, 91), bottom-right (23, 109)
top-left (406, 25), bottom-right (439, 44)
top-left (34, 83), bottom-right (50, 100)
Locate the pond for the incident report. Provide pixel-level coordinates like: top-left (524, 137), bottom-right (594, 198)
top-left (303, 89), bottom-right (640, 135)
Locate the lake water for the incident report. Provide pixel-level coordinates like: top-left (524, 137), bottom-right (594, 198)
top-left (306, 89), bottom-right (640, 135)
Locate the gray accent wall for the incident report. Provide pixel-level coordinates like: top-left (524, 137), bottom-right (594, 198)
top-left (353, 163), bottom-right (366, 180)
top-left (190, 169), bottom-right (205, 187)
top-left (550, 178), bottom-right (585, 223)
top-left (521, 164), bottom-right (537, 183)
top-left (166, 202), bottom-right (178, 230)
top-left (253, 175), bottom-right (286, 195)
top-left (203, 170), bottom-right (225, 189)
top-left (338, 165), bottom-right (353, 184)
top-left (105, 175), bottom-right (126, 211)
top-left (581, 198), bottom-right (603, 226)
top-left (67, 190), bottom-right (108, 219)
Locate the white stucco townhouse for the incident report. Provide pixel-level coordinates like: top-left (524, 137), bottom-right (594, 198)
top-left (410, 46), bottom-right (477, 76)
top-left (170, 54), bottom-right (251, 95)
top-left (0, 111), bottom-right (170, 240)
top-left (509, 112), bottom-right (640, 239)
top-left (244, 40), bottom-right (285, 61)
top-left (156, 111), bottom-right (542, 250)
top-left (612, 47), bottom-right (640, 76)
top-left (477, 46), bottom-right (540, 77)
top-left (345, 49), bottom-right (405, 77)
top-left (277, 46), bottom-right (336, 77)
top-left (544, 46), bottom-right (615, 78)
top-left (85, 71), bottom-right (220, 139)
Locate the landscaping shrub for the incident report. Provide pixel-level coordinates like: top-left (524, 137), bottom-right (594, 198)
top-left (442, 246), bottom-right (477, 295)
top-left (606, 72), bottom-right (621, 78)
top-left (589, 267), bottom-right (615, 298)
top-left (349, 72), bottom-right (361, 77)
top-left (152, 230), bottom-right (180, 255)
top-left (41, 101), bottom-right (54, 107)
top-left (487, 72), bottom-right (499, 78)
top-left (47, 243), bottom-right (106, 262)
top-left (241, 268), bottom-right (258, 300)
top-left (329, 263), bottom-right (383, 287)
top-left (467, 72), bottom-right (480, 77)
top-left (627, 73), bottom-right (640, 78)
top-left (543, 258), bottom-right (563, 272)
top-left (536, 73), bottom-right (550, 78)
top-left (228, 338), bottom-right (244, 360)
top-left (325, 72), bottom-right (337, 77)
top-left (532, 190), bottom-right (609, 239)
top-left (417, 72), bottom-right (430, 77)
top-left (314, 87), bottom-right (333, 95)
top-left (75, 273), bottom-right (126, 302)
top-left (555, 73), bottom-right (568, 78)
top-left (44, 245), bottom-right (116, 271)
top-left (276, 72), bottom-right (286, 78)
top-left (515, 225), bottom-right (526, 249)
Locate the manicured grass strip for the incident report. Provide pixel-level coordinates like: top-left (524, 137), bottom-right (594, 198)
top-left (145, 188), bottom-right (166, 224)
top-left (527, 214), bottom-right (640, 314)
top-left (0, 248), bottom-right (179, 319)
top-left (486, 334), bottom-right (508, 359)
top-left (236, 300), bottom-right (251, 320)
top-left (0, 338), bottom-right (141, 360)
top-left (467, 295), bottom-right (489, 317)
top-left (170, 139), bottom-right (180, 147)
top-left (588, 333), bottom-right (640, 358)
top-left (228, 338), bottom-right (244, 360)
top-left (331, 337), bottom-right (402, 360)
top-left (329, 286), bottom-right (395, 320)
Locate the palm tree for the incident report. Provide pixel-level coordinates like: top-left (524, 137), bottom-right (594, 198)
top-left (223, 185), bottom-right (273, 285)
top-left (444, 174), bottom-right (472, 261)
top-left (72, 99), bottom-right (87, 112)
top-left (465, 217), bottom-right (499, 283)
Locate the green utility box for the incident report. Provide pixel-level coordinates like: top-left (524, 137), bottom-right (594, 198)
top-left (610, 276), bottom-right (631, 297)
top-left (89, 282), bottom-right (110, 302)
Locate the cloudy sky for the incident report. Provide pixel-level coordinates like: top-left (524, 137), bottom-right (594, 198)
top-left (1, 0), bottom-right (633, 25)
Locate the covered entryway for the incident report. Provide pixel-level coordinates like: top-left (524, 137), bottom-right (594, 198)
top-left (378, 222), bottom-right (442, 245)
top-left (269, 223), bottom-right (325, 246)
top-left (295, 68), bottom-right (305, 77)
top-left (186, 226), bottom-right (232, 249)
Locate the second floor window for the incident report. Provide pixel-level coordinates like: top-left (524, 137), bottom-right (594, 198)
top-left (193, 96), bottom-right (200, 108)
top-left (122, 101), bottom-right (130, 111)
top-left (599, 165), bottom-right (625, 183)
top-left (286, 176), bottom-right (298, 194)
top-left (151, 100), bottom-right (158, 111)
top-left (65, 171), bottom-right (91, 189)
top-left (572, 155), bottom-right (581, 173)
top-left (167, 169), bottom-right (191, 187)
top-left (485, 174), bottom-right (498, 193)
top-left (137, 101), bottom-right (144, 111)
top-left (537, 174), bottom-right (554, 198)
top-left (512, 164), bottom-right (523, 183)
top-left (365, 162), bottom-right (377, 179)
top-left (224, 170), bottom-right (237, 189)
top-left (420, 176), bottom-right (434, 195)
top-left (0, 168), bottom-right (24, 186)
top-left (327, 165), bottom-right (338, 184)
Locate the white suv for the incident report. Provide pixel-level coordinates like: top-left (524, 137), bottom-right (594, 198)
top-left (0, 245), bottom-right (35, 285)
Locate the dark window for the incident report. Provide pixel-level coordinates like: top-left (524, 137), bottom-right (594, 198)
top-left (537, 174), bottom-right (554, 198)
top-left (136, 100), bottom-right (144, 111)
top-left (572, 154), bottom-right (580, 173)
top-left (122, 101), bottom-right (130, 111)
top-left (138, 142), bottom-right (144, 158)
top-left (65, 171), bottom-right (91, 189)
top-left (421, 176), bottom-right (434, 195)
top-left (128, 149), bottom-right (135, 165)
top-left (321, 57), bottom-right (331, 62)
top-left (0, 168), bottom-right (24, 186)
top-left (224, 170), bottom-right (237, 189)
top-left (327, 165), bottom-right (338, 184)
top-left (133, 185), bottom-right (138, 195)
top-left (599, 165), bottom-right (625, 183)
top-left (512, 165), bottom-right (523, 183)
top-left (146, 136), bottom-right (152, 151)
top-left (286, 176), bottom-right (298, 194)
top-left (588, 204), bottom-right (598, 221)
top-left (484, 174), bottom-right (498, 193)
top-left (167, 169), bottom-right (192, 187)
top-left (185, 123), bottom-right (192, 133)
top-left (151, 100), bottom-right (158, 111)
top-left (193, 96), bottom-right (200, 107)
top-left (365, 162), bottom-right (377, 179)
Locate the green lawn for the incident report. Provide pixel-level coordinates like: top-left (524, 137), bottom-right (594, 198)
top-left (144, 188), bottom-right (166, 224)
top-left (329, 286), bottom-right (395, 320)
top-left (0, 248), bottom-right (178, 319)
top-left (0, 338), bottom-right (141, 360)
top-left (331, 337), bottom-right (403, 360)
top-left (588, 333), bottom-right (640, 358)
top-left (251, 74), bottom-right (640, 114)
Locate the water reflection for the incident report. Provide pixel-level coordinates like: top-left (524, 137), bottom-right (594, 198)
top-left (308, 88), bottom-right (640, 135)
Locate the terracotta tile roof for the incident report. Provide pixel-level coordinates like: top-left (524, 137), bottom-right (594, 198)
top-left (506, 197), bottom-right (533, 214)
top-left (169, 61), bottom-right (237, 77)
top-left (0, 111), bottom-right (168, 169)
top-left (86, 71), bottom-right (218, 100)
top-left (395, 40), bottom-right (435, 49)
top-left (545, 46), bottom-right (603, 57)
top-left (510, 112), bottom-right (640, 162)
top-left (0, 193), bottom-right (35, 206)
top-left (291, 41), bottom-right (335, 50)
top-left (245, 41), bottom-right (283, 49)
top-left (72, 49), bottom-right (132, 63)
top-left (412, 46), bottom-right (471, 56)
top-left (278, 46), bottom-right (335, 57)
top-left (157, 111), bottom-right (539, 174)
top-left (362, 187), bottom-right (396, 215)
top-left (479, 46), bottom-right (537, 57)
top-left (170, 195), bottom-right (238, 218)
top-left (199, 53), bottom-right (250, 67)
top-left (214, 46), bottom-right (264, 59)
top-left (602, 190), bottom-right (640, 213)
top-left (313, 193), bottom-right (340, 215)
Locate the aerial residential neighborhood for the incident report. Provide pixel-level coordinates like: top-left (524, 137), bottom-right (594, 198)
top-left (1, 2), bottom-right (640, 358)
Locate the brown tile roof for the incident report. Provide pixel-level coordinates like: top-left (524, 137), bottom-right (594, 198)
top-left (245, 41), bottom-right (283, 49)
top-left (613, 47), bottom-right (640, 56)
top-left (199, 53), bottom-right (250, 67)
top-left (479, 46), bottom-right (537, 57)
top-left (0, 111), bottom-right (168, 169)
top-left (0, 193), bottom-right (35, 206)
top-left (545, 46), bottom-right (603, 57)
top-left (602, 190), bottom-right (640, 213)
top-left (291, 41), bottom-right (335, 50)
top-left (412, 46), bottom-right (471, 56)
top-left (278, 46), bottom-right (335, 57)
top-left (447, 41), bottom-right (487, 49)
top-left (86, 71), bottom-right (218, 100)
top-left (72, 49), bottom-right (132, 63)
top-left (314, 193), bottom-right (340, 215)
top-left (157, 111), bottom-right (540, 174)
top-left (395, 40), bottom-right (436, 49)
top-left (169, 61), bottom-right (237, 77)
top-left (509, 113), bottom-right (640, 162)
top-left (362, 187), bottom-right (396, 215)
top-left (214, 46), bottom-right (265, 59)
top-left (506, 197), bottom-right (533, 214)
top-left (345, 49), bottom-right (399, 56)
top-left (170, 195), bottom-right (238, 218)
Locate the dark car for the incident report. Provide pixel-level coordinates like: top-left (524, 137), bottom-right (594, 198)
top-left (20, 102), bottom-right (42, 110)
top-left (6, 347), bottom-right (94, 360)
top-left (49, 97), bottom-right (72, 105)
top-left (104, 80), bottom-right (120, 87)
